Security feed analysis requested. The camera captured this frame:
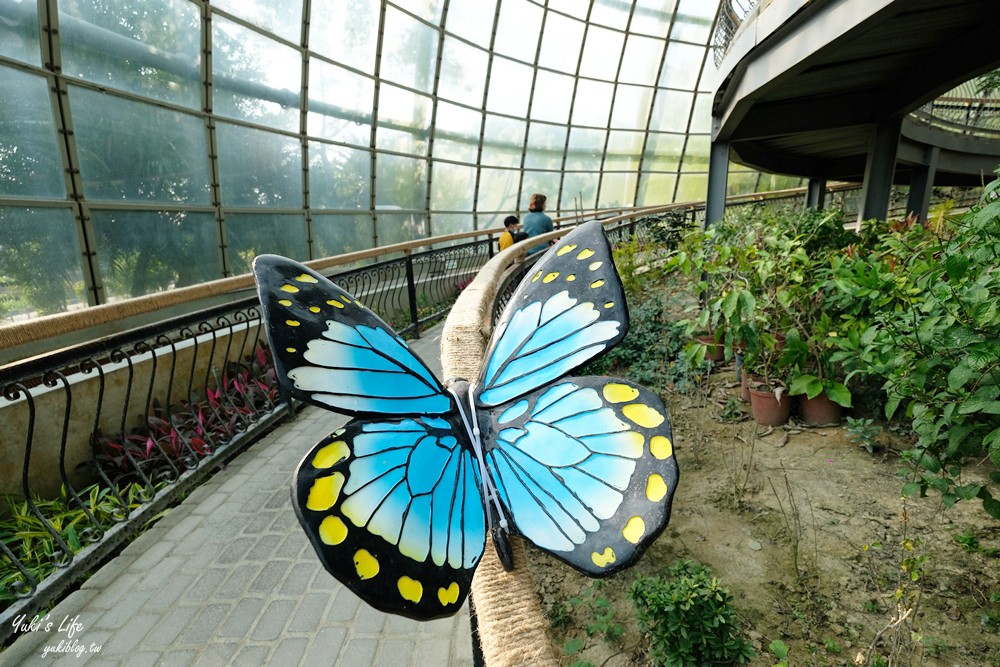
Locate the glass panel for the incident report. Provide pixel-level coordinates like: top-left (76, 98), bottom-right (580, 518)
top-left (590, 0), bottom-right (630, 29)
top-left (0, 68), bottom-right (65, 198)
top-left (538, 12), bottom-right (584, 73)
top-left (727, 172), bottom-right (759, 197)
top-left (217, 123), bottom-right (302, 207)
top-left (546, 0), bottom-right (588, 20)
top-left (308, 60), bottom-right (373, 146)
top-left (445, 0), bottom-right (496, 45)
top-left (486, 56), bottom-right (532, 117)
top-left (438, 38), bottom-right (488, 106)
top-left (375, 153), bottom-right (427, 209)
top-left (376, 211), bottom-right (428, 245)
top-left (598, 172), bottom-right (637, 207)
top-left (649, 89), bottom-right (694, 132)
top-left (476, 168), bottom-right (519, 213)
top-left (92, 210), bottom-right (219, 300)
top-left (570, 79), bottom-right (613, 127)
top-left (60, 0), bottom-right (201, 108)
top-left (432, 213), bottom-right (473, 235)
top-left (559, 172), bottom-right (599, 211)
top-left (605, 130), bottom-right (643, 171)
top-left (579, 26), bottom-right (623, 81)
top-left (213, 17), bottom-right (301, 131)
top-left (659, 42), bottom-right (705, 90)
top-left (393, 0), bottom-right (444, 24)
top-left (0, 207), bottom-right (84, 320)
top-left (671, 0), bottom-right (716, 44)
top-left (637, 172), bottom-right (678, 205)
top-left (0, 0), bottom-right (40, 64)
top-left (493, 0), bottom-right (542, 60)
top-left (481, 115), bottom-right (525, 168)
top-left (565, 128), bottom-right (605, 171)
top-left (611, 84), bottom-right (654, 129)
top-left (310, 0), bottom-right (380, 73)
top-left (675, 173), bottom-right (708, 202)
top-left (690, 92), bottom-right (713, 133)
top-left (682, 134), bottom-right (710, 170)
top-left (430, 162), bottom-right (476, 211)
top-left (530, 70), bottom-right (575, 124)
top-left (524, 123), bottom-right (566, 171)
top-left (312, 214), bottom-right (373, 257)
top-left (72, 87), bottom-right (210, 204)
top-left (643, 133), bottom-right (684, 170)
top-left (213, 0), bottom-right (302, 43)
top-left (631, 0), bottom-right (678, 37)
top-left (309, 142), bottom-right (371, 210)
top-left (433, 102), bottom-right (481, 164)
top-left (380, 7), bottom-right (439, 94)
top-left (226, 213), bottom-right (308, 274)
top-left (619, 35), bottom-right (664, 86)
top-left (376, 85), bottom-right (432, 155)
top-left (521, 175), bottom-right (559, 213)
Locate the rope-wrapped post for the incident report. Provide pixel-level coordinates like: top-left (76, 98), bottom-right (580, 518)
top-left (441, 236), bottom-right (563, 667)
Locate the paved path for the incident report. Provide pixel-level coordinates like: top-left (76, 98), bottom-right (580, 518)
top-left (4, 322), bottom-right (474, 666)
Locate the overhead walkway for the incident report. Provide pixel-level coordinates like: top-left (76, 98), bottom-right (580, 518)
top-left (2, 321), bottom-right (474, 667)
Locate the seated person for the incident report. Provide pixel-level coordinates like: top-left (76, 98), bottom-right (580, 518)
top-left (498, 215), bottom-right (528, 251)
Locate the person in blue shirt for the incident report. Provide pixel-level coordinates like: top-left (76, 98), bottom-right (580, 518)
top-left (522, 193), bottom-right (554, 255)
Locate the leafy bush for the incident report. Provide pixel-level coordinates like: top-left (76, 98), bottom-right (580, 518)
top-left (628, 559), bottom-right (755, 667)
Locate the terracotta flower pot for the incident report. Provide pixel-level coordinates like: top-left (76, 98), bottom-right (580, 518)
top-left (695, 334), bottom-right (724, 362)
top-left (749, 386), bottom-right (791, 426)
top-left (799, 392), bottom-right (843, 425)
top-left (740, 371), bottom-right (753, 402)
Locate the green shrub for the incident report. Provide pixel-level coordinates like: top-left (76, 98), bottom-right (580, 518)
top-left (628, 559), bottom-right (755, 667)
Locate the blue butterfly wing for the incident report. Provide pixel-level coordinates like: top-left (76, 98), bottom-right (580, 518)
top-left (292, 415), bottom-right (487, 620)
top-left (476, 220), bottom-right (628, 407)
top-left (480, 377), bottom-right (678, 576)
top-left (252, 254), bottom-right (453, 416)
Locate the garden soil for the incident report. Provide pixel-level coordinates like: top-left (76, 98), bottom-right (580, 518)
top-left (529, 364), bottom-right (1000, 667)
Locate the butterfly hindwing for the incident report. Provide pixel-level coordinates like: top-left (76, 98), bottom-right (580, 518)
top-left (477, 221), bottom-right (628, 407)
top-left (292, 415), bottom-right (487, 620)
top-left (252, 254), bottom-right (453, 417)
top-left (480, 376), bottom-right (678, 576)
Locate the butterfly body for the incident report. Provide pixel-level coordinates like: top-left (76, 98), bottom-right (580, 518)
top-left (254, 220), bottom-right (678, 620)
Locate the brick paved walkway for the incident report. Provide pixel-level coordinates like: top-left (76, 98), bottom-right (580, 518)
top-left (4, 322), bottom-right (473, 666)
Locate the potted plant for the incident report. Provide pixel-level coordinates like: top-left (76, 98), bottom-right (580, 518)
top-left (787, 313), bottom-right (852, 424)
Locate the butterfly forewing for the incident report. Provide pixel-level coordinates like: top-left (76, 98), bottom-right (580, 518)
top-left (293, 415), bottom-right (487, 620)
top-left (252, 254), bottom-right (452, 417)
top-left (477, 221), bottom-right (629, 407)
top-left (480, 377), bottom-right (678, 576)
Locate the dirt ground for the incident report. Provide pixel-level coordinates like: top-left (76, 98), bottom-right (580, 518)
top-left (531, 364), bottom-right (1000, 667)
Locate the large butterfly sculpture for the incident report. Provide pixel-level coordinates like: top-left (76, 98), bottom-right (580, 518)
top-left (252, 220), bottom-right (678, 620)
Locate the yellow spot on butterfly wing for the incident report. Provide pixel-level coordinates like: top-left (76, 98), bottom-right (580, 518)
top-left (327, 299), bottom-right (345, 308)
top-left (312, 441), bottom-right (350, 468)
top-left (438, 582), bottom-right (460, 606)
top-left (309, 306), bottom-right (321, 313)
top-left (604, 302), bottom-right (614, 309)
top-left (285, 347), bottom-right (296, 353)
top-left (543, 272), bottom-right (559, 283)
top-left (623, 403), bottom-right (665, 428)
top-left (306, 473), bottom-right (345, 511)
top-left (398, 576), bottom-right (423, 602)
top-left (646, 474), bottom-right (668, 502)
top-left (591, 547), bottom-right (616, 568)
top-left (577, 248), bottom-right (595, 260)
top-left (566, 274), bottom-right (576, 281)
top-left (622, 516), bottom-right (646, 544)
top-left (603, 383), bottom-right (639, 403)
top-left (280, 284), bottom-right (299, 293)
top-left (589, 261), bottom-right (603, 271)
top-left (590, 279), bottom-right (605, 288)
top-left (286, 320), bottom-right (301, 327)
top-left (650, 435), bottom-right (673, 460)
top-left (318, 516), bottom-right (348, 545)
top-left (531, 271), bottom-right (542, 282)
top-left (295, 273), bottom-right (319, 283)
top-left (341, 296), bottom-right (352, 303)
top-left (557, 243), bottom-right (578, 256)
top-left (354, 549), bottom-right (379, 579)
top-left (278, 299), bottom-right (292, 306)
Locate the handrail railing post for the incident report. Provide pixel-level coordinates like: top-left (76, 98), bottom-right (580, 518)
top-left (404, 249), bottom-right (420, 339)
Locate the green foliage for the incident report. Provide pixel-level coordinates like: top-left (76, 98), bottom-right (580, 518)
top-left (628, 559), bottom-right (755, 667)
top-left (845, 417), bottom-right (883, 454)
top-left (769, 639), bottom-right (790, 667)
top-left (556, 581), bottom-right (624, 663)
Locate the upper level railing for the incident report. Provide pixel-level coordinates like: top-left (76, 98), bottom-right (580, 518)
top-left (0, 182), bottom-right (923, 648)
top-left (712, 0), bottom-right (759, 67)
